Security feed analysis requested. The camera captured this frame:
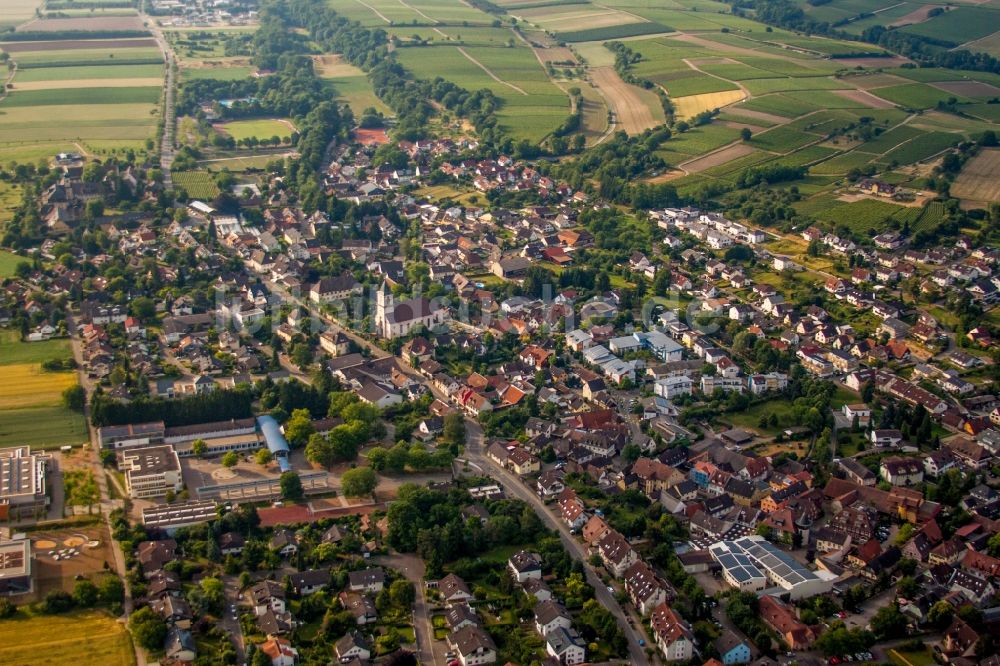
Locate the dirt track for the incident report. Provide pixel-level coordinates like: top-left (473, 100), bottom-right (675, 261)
top-left (590, 66), bottom-right (659, 134)
top-left (457, 47), bottom-right (527, 95)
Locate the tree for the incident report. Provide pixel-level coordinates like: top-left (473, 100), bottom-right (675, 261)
top-left (43, 591), bottom-right (74, 614)
top-left (341, 467), bottom-right (377, 497)
top-left (62, 384), bottom-right (86, 412)
top-left (284, 408), bottom-right (315, 448)
top-left (389, 580), bottom-right (415, 607)
top-left (740, 127), bottom-right (752, 141)
top-left (870, 603), bottom-right (908, 640)
top-left (129, 606), bottom-right (167, 650)
top-left (251, 649), bottom-right (272, 666)
top-left (191, 439), bottom-right (207, 457)
top-left (72, 579), bottom-right (99, 607)
top-left (221, 451), bottom-right (239, 468)
top-left (443, 412), bottom-right (466, 451)
top-left (280, 471), bottom-right (304, 502)
top-left (928, 600), bottom-right (954, 629)
top-left (255, 448), bottom-right (274, 466)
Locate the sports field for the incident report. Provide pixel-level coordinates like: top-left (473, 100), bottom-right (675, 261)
top-left (218, 118), bottom-right (296, 141)
top-left (0, 610), bottom-right (134, 666)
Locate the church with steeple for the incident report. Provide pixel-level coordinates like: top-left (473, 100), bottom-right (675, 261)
top-left (374, 282), bottom-right (448, 339)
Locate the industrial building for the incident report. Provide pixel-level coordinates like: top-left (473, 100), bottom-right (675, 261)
top-left (709, 535), bottom-right (834, 600)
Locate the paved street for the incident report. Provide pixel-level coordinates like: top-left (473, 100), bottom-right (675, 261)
top-left (374, 553), bottom-right (446, 665)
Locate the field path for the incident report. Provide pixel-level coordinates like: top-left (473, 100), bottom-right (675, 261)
top-left (590, 66), bottom-right (659, 134)
top-left (354, 0), bottom-right (392, 23)
top-left (147, 17), bottom-right (176, 190)
top-left (456, 47), bottom-right (528, 95)
top-left (396, 0), bottom-right (440, 24)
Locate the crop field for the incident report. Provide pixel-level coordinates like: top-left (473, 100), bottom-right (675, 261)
top-left (901, 5), bottom-right (1000, 46)
top-left (673, 90), bottom-right (746, 119)
top-left (556, 22), bottom-right (671, 42)
top-left (0, 610), bottom-right (134, 666)
top-left (589, 66), bottom-right (664, 134)
top-left (17, 15), bottom-right (145, 31)
top-left (662, 124), bottom-right (742, 155)
top-left (0, 331), bottom-right (85, 449)
top-left (1, 0), bottom-right (43, 27)
top-left (743, 76), bottom-right (848, 96)
top-left (173, 170), bottom-right (222, 199)
top-left (874, 83), bottom-right (970, 109)
top-left (3, 86), bottom-right (160, 107)
top-left (875, 130), bottom-right (961, 166)
top-left (0, 364), bottom-right (77, 410)
top-left (0, 38), bottom-right (163, 161)
top-left (810, 149), bottom-right (877, 175)
top-left (219, 118), bottom-right (296, 141)
top-left (14, 63), bottom-right (164, 82)
top-left (397, 45), bottom-right (569, 142)
top-left (750, 126), bottom-right (819, 152)
top-left (181, 66), bottom-right (255, 81)
top-left (736, 94), bottom-right (822, 118)
top-left (964, 30), bottom-right (1000, 58)
top-left (952, 148), bottom-right (1000, 204)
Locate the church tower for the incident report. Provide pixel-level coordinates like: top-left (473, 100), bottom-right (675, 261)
top-left (375, 281), bottom-right (393, 337)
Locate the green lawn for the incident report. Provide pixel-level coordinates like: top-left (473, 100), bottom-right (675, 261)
top-left (0, 329), bottom-right (72, 365)
top-left (0, 250), bottom-right (28, 278)
top-left (219, 118), bottom-right (295, 141)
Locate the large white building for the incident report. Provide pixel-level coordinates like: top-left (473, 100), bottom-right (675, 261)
top-left (120, 446), bottom-right (184, 499)
top-left (709, 536), bottom-right (834, 600)
top-left (374, 282), bottom-right (448, 339)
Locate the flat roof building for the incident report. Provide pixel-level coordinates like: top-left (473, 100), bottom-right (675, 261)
top-left (0, 535), bottom-right (32, 595)
top-left (142, 500), bottom-right (220, 534)
top-left (0, 446), bottom-right (50, 521)
top-left (98, 421), bottom-right (165, 449)
top-left (709, 535), bottom-right (834, 600)
top-left (120, 446), bottom-right (183, 499)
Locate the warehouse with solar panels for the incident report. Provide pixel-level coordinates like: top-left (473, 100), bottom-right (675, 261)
top-left (709, 535), bottom-right (835, 600)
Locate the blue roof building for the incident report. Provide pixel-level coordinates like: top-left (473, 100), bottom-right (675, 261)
top-left (257, 415), bottom-right (291, 472)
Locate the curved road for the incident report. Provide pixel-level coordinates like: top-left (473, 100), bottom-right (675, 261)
top-left (247, 266), bottom-right (650, 664)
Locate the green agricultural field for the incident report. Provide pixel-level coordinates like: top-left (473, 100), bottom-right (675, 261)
top-left (750, 126), bottom-right (819, 152)
top-left (14, 64), bottom-right (164, 82)
top-left (10, 47), bottom-right (163, 68)
top-left (808, 197), bottom-right (925, 234)
top-left (662, 74), bottom-right (739, 97)
top-left (876, 131), bottom-right (962, 166)
top-left (0, 103), bottom-right (158, 161)
top-left (181, 66), bottom-right (255, 81)
top-left (810, 149), bottom-right (877, 175)
top-left (743, 76), bottom-right (848, 96)
top-left (172, 170), bottom-right (222, 199)
top-left (219, 118), bottom-right (296, 141)
top-left (326, 75), bottom-right (392, 117)
top-left (661, 124), bottom-right (741, 155)
top-left (901, 5), bottom-right (1000, 46)
top-left (397, 45), bottom-right (569, 142)
top-left (874, 83), bottom-right (969, 109)
top-left (1, 86), bottom-right (161, 107)
top-left (737, 94), bottom-right (821, 118)
top-left (557, 22), bottom-right (671, 43)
